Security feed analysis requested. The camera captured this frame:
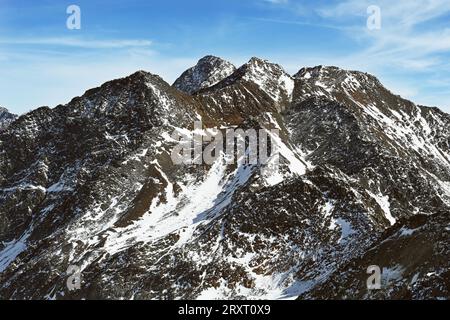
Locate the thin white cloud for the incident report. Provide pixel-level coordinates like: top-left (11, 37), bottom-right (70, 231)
top-left (309, 0), bottom-right (450, 111)
top-left (318, 0), bottom-right (450, 59)
top-left (318, 0), bottom-right (450, 27)
top-left (0, 37), bottom-right (152, 49)
top-left (250, 17), bottom-right (350, 31)
top-left (263, 0), bottom-right (289, 4)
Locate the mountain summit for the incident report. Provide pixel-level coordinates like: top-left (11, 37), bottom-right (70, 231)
top-left (0, 57), bottom-right (449, 300)
top-left (0, 107), bottom-right (17, 131)
top-left (173, 55), bottom-right (236, 94)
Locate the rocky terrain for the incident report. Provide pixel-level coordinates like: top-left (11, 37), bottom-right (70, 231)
top-left (173, 55), bottom-right (236, 95)
top-left (0, 56), bottom-right (448, 300)
top-left (0, 107), bottom-right (17, 131)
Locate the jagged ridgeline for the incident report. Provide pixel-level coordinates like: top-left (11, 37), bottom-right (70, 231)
top-left (0, 56), bottom-right (449, 299)
top-left (0, 107), bottom-right (17, 132)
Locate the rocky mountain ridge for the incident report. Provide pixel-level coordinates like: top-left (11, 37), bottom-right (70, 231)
top-left (0, 107), bottom-right (17, 131)
top-left (0, 56), bottom-right (448, 299)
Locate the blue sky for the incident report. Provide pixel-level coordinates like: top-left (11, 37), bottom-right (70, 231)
top-left (1, 0), bottom-right (450, 114)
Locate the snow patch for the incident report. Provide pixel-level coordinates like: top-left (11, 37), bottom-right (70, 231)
top-left (367, 190), bottom-right (396, 225)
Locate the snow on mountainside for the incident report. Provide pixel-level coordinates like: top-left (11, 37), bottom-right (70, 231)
top-left (292, 66), bottom-right (450, 212)
top-left (300, 211), bottom-right (450, 299)
top-left (237, 57), bottom-right (294, 105)
top-left (0, 107), bottom-right (17, 131)
top-left (173, 55), bottom-right (236, 94)
top-left (0, 57), bottom-right (449, 300)
top-left (195, 57), bottom-right (295, 125)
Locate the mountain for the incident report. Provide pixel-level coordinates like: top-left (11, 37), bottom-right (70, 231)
top-left (0, 57), bottom-right (449, 300)
top-left (195, 57), bottom-right (294, 125)
top-left (300, 211), bottom-right (450, 299)
top-left (0, 107), bottom-right (17, 131)
top-left (173, 55), bottom-right (236, 94)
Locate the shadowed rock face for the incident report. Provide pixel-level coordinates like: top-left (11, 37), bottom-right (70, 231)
top-left (0, 107), bottom-right (17, 131)
top-left (0, 57), bottom-right (449, 300)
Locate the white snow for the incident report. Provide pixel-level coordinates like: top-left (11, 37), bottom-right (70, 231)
top-left (243, 59), bottom-right (294, 102)
top-left (322, 201), bottom-right (335, 218)
top-left (0, 228), bottom-right (31, 273)
top-left (382, 265), bottom-right (405, 285)
top-left (47, 180), bottom-right (73, 193)
top-left (121, 148), bottom-right (148, 165)
top-left (145, 81), bottom-right (173, 111)
top-left (398, 227), bottom-right (416, 237)
top-left (269, 131), bottom-right (307, 176)
top-left (367, 190), bottom-right (396, 225)
top-left (333, 218), bottom-right (355, 243)
top-left (103, 155), bottom-right (255, 255)
top-left (0, 183), bottom-right (46, 193)
top-left (196, 244), bottom-right (309, 300)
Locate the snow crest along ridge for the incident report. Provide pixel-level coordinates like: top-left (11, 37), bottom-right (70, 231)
top-left (243, 58), bottom-right (294, 103)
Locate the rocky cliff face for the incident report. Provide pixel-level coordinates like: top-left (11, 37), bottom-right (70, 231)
top-left (0, 57), bottom-right (448, 300)
top-left (0, 107), bottom-right (17, 131)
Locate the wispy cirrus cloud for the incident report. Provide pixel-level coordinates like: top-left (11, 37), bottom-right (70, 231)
top-left (317, 0), bottom-right (450, 68)
top-left (252, 0), bottom-right (450, 109)
top-left (312, 1), bottom-right (450, 107)
top-left (318, 0), bottom-right (450, 28)
top-left (249, 16), bottom-right (350, 31)
top-left (2, 0), bottom-right (450, 113)
top-left (262, 0), bottom-right (289, 4)
top-left (0, 37), bottom-right (152, 49)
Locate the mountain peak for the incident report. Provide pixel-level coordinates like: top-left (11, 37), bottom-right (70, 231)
top-left (0, 106), bottom-right (17, 131)
top-left (1, 55), bottom-right (450, 300)
top-left (125, 70), bottom-right (167, 85)
top-left (294, 65), bottom-right (381, 87)
top-left (292, 65), bottom-right (398, 110)
top-left (0, 106), bottom-right (14, 114)
top-left (247, 56), bottom-right (269, 64)
top-left (198, 55), bottom-right (226, 64)
top-left (173, 55), bottom-right (236, 94)
top-left (239, 57), bottom-right (294, 103)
